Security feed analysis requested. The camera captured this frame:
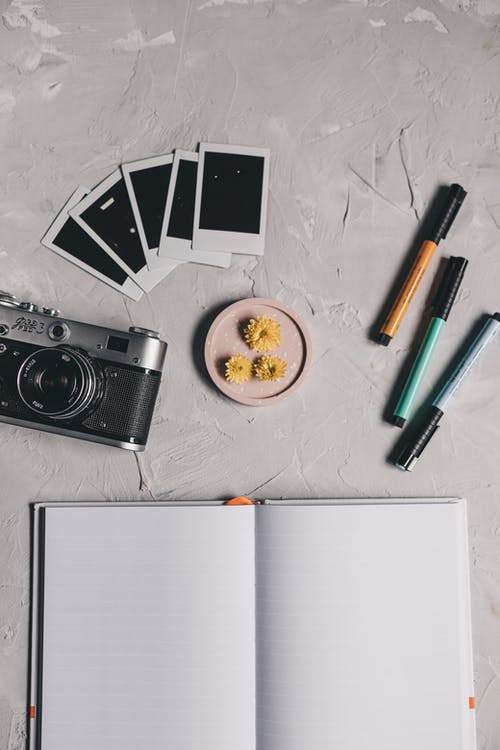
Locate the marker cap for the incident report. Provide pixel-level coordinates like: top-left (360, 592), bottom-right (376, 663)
top-left (378, 332), bottom-right (392, 346)
top-left (430, 184), bottom-right (467, 244)
top-left (433, 256), bottom-right (468, 321)
top-left (396, 450), bottom-right (421, 472)
top-left (395, 406), bottom-right (443, 471)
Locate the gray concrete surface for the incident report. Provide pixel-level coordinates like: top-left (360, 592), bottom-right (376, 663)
top-left (1, 0), bottom-right (500, 747)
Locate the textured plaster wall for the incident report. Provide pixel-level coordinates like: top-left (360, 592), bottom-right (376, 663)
top-left (1, 0), bottom-right (500, 747)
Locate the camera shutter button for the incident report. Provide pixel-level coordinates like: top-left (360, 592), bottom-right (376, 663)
top-left (128, 326), bottom-right (160, 339)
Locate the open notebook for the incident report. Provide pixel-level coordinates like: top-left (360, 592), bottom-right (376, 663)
top-left (30, 499), bottom-right (476, 750)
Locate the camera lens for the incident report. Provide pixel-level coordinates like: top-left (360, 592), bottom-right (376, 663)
top-left (17, 347), bottom-right (103, 420)
top-left (38, 365), bottom-right (74, 399)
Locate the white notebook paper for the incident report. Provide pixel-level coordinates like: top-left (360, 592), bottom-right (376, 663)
top-left (30, 500), bottom-right (476, 750)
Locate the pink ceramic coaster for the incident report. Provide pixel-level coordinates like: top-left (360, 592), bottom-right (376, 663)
top-left (204, 298), bottom-right (312, 406)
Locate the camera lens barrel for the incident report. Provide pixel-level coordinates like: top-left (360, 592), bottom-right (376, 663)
top-left (17, 347), bottom-right (103, 420)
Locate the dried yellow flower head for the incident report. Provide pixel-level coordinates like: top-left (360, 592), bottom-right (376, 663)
top-left (225, 354), bottom-right (253, 384)
top-left (254, 355), bottom-right (287, 382)
top-left (244, 316), bottom-right (281, 352)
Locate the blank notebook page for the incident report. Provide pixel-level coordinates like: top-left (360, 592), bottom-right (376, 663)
top-left (256, 502), bottom-right (475, 750)
top-left (40, 505), bottom-right (256, 750)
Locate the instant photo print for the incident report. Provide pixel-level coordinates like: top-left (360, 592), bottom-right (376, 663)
top-left (69, 170), bottom-right (172, 293)
top-left (41, 187), bottom-right (143, 301)
top-left (121, 154), bottom-right (181, 277)
top-left (159, 151), bottom-right (231, 268)
top-left (193, 143), bottom-right (270, 256)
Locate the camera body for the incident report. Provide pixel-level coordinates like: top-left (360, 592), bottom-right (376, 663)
top-left (0, 292), bottom-right (167, 451)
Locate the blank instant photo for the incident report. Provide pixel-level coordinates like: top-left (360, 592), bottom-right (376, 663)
top-left (192, 143), bottom-right (270, 256)
top-left (121, 154), bottom-right (181, 277)
top-left (69, 170), bottom-right (175, 293)
top-left (158, 151), bottom-right (231, 268)
top-left (41, 187), bottom-right (143, 301)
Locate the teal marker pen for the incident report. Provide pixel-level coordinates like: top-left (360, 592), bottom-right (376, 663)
top-left (392, 256), bottom-right (468, 427)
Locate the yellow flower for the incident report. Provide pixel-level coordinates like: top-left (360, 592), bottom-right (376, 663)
top-left (254, 355), bottom-right (287, 382)
top-left (225, 354), bottom-right (253, 384)
top-left (244, 316), bottom-right (281, 352)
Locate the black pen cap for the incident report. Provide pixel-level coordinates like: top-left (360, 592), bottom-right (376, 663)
top-left (430, 184), bottom-right (467, 244)
top-left (395, 406), bottom-right (443, 471)
top-left (433, 256), bottom-right (468, 321)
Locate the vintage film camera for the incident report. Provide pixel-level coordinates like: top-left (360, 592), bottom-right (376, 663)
top-left (0, 292), bottom-right (166, 451)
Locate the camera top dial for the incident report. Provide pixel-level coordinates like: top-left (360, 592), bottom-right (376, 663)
top-left (0, 292), bottom-right (60, 317)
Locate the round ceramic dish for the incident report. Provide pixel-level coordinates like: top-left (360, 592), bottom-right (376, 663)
top-left (204, 298), bottom-right (312, 406)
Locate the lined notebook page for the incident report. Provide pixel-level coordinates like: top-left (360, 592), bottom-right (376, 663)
top-left (40, 505), bottom-right (256, 750)
top-left (256, 502), bottom-right (475, 750)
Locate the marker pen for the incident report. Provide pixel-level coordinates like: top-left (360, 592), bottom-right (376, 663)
top-left (396, 312), bottom-right (500, 471)
top-left (392, 256), bottom-right (468, 427)
top-left (378, 184), bottom-right (467, 346)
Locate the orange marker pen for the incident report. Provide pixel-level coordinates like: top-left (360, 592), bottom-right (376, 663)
top-left (378, 184), bottom-right (466, 346)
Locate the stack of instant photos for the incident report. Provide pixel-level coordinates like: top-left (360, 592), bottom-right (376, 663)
top-left (42, 144), bottom-right (270, 301)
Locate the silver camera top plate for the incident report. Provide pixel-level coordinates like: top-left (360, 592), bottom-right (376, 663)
top-left (0, 299), bottom-right (167, 372)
